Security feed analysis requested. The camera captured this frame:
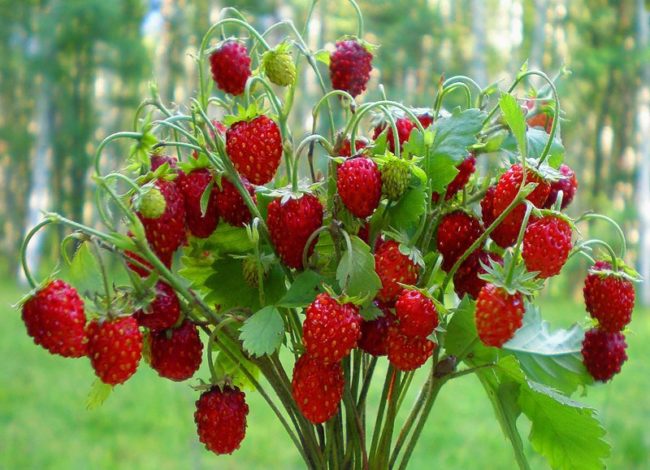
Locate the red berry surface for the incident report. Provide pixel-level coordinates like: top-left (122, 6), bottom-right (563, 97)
top-left (150, 320), bottom-right (203, 381)
top-left (216, 177), bottom-right (256, 227)
top-left (386, 325), bottom-right (435, 371)
top-left (303, 293), bottom-right (362, 364)
top-left (453, 250), bottom-right (502, 299)
top-left (374, 240), bottom-right (420, 304)
top-left (329, 39), bottom-right (373, 97)
top-left (138, 179), bottom-right (186, 257)
top-left (337, 156), bottom-right (382, 218)
top-left (209, 41), bottom-right (251, 96)
top-left (475, 284), bottom-right (524, 347)
top-left (522, 216), bottom-right (572, 278)
top-left (338, 137), bottom-right (368, 157)
top-left (436, 211), bottom-right (483, 272)
top-left (291, 354), bottom-right (344, 424)
top-left (21, 280), bottom-right (87, 358)
top-left (226, 116), bottom-right (282, 185)
top-left (358, 305), bottom-right (395, 357)
top-left (433, 155), bottom-right (476, 202)
top-left (178, 168), bottom-right (219, 238)
top-left (134, 281), bottom-right (181, 331)
top-left (395, 289), bottom-right (439, 338)
top-left (373, 117), bottom-right (415, 153)
top-left (195, 385), bottom-right (249, 455)
top-left (543, 164), bottom-right (578, 209)
top-left (582, 327), bottom-right (627, 382)
top-left (267, 194), bottom-right (323, 269)
top-left (87, 316), bottom-right (142, 385)
top-left (583, 261), bottom-right (635, 332)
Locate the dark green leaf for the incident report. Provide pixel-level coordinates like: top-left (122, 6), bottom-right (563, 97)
top-left (386, 183), bottom-right (427, 228)
top-left (336, 236), bottom-right (381, 299)
top-left (499, 93), bottom-right (527, 159)
top-left (277, 270), bottom-right (323, 308)
top-left (239, 306), bottom-right (285, 357)
top-left (199, 180), bottom-right (214, 217)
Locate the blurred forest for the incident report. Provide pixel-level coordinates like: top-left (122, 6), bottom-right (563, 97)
top-left (1, 0), bottom-right (649, 304)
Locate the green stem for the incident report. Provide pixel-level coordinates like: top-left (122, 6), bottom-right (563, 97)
top-left (20, 219), bottom-right (55, 289)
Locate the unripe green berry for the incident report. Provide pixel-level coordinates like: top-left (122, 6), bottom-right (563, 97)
top-left (242, 257), bottom-right (259, 288)
top-left (139, 188), bottom-right (166, 219)
top-left (381, 158), bottom-right (411, 201)
top-left (262, 48), bottom-right (296, 87)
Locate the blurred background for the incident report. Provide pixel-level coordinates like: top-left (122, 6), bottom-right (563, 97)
top-left (1, 0), bottom-right (649, 469)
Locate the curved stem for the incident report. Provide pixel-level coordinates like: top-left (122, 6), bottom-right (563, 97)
top-left (93, 132), bottom-right (143, 176)
top-left (576, 212), bottom-right (627, 258)
top-left (20, 219), bottom-right (54, 288)
top-left (578, 239), bottom-right (620, 271)
top-left (443, 75), bottom-right (482, 95)
top-left (293, 134), bottom-right (333, 191)
top-left (439, 82), bottom-right (473, 110)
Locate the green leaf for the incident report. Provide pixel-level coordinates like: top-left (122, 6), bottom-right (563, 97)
top-left (359, 302), bottom-right (383, 320)
top-left (277, 270), bottom-right (323, 308)
top-left (503, 304), bottom-right (593, 395)
top-left (86, 379), bottom-right (113, 410)
top-left (519, 380), bottom-right (611, 470)
top-left (199, 180), bottom-right (214, 218)
top-left (444, 297), bottom-right (495, 363)
top-left (499, 93), bottom-right (527, 159)
top-left (239, 306), bottom-right (285, 357)
top-left (502, 128), bottom-right (564, 167)
top-left (336, 236), bottom-right (381, 299)
top-left (386, 184), bottom-right (427, 229)
top-left (314, 49), bottom-right (331, 66)
top-left (64, 242), bottom-right (103, 294)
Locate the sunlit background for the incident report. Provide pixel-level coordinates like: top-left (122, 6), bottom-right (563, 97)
top-left (1, 1), bottom-right (649, 468)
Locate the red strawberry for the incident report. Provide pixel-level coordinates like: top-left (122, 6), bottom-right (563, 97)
top-left (453, 251), bottom-right (502, 299)
top-left (386, 325), bottom-right (435, 371)
top-left (150, 154), bottom-right (178, 171)
top-left (267, 194), bottom-right (323, 269)
top-left (373, 117), bottom-right (415, 153)
top-left (436, 211), bottom-right (484, 272)
top-left (583, 261), bottom-right (635, 332)
top-left (543, 164), bottom-right (578, 209)
top-left (374, 240), bottom-right (420, 304)
top-left (480, 185), bottom-right (497, 228)
top-left (216, 177), bottom-right (256, 226)
top-left (522, 216), bottom-right (572, 278)
top-left (525, 99), bottom-right (554, 133)
top-left (337, 156), bottom-right (382, 218)
top-left (417, 112), bottom-right (434, 128)
top-left (226, 116), bottom-right (282, 185)
top-left (291, 354), bottom-right (344, 424)
top-left (177, 168), bottom-right (219, 238)
top-left (329, 39), bottom-right (373, 98)
top-left (87, 316), bottom-right (142, 385)
top-left (209, 41), bottom-right (251, 96)
top-left (475, 284), bottom-right (524, 347)
top-left (358, 304), bottom-right (395, 357)
top-left (137, 179), bottom-right (186, 257)
top-left (125, 241), bottom-right (172, 278)
top-left (338, 137), bottom-right (368, 157)
top-left (303, 293), bottom-right (362, 364)
top-left (21, 280), bottom-right (87, 358)
top-left (481, 185), bottom-right (521, 248)
top-left (437, 155), bottom-right (476, 201)
top-left (195, 385), bottom-right (249, 454)
top-left (134, 282), bottom-right (181, 331)
top-left (581, 327), bottom-right (628, 382)
top-left (395, 290), bottom-right (439, 338)
top-left (150, 320), bottom-right (203, 381)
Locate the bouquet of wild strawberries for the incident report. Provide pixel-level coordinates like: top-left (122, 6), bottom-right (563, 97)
top-left (17, 3), bottom-right (640, 469)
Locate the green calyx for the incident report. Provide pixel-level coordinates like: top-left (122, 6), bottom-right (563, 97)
top-left (380, 153), bottom-right (411, 201)
top-left (138, 187), bottom-right (166, 219)
top-left (479, 251), bottom-right (544, 296)
top-left (262, 43), bottom-right (296, 87)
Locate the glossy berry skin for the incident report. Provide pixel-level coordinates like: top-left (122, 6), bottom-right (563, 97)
top-left (583, 261), bottom-right (635, 332)
top-left (493, 164), bottom-right (551, 217)
top-left (125, 245), bottom-right (172, 278)
top-left (475, 284), bottom-right (525, 347)
top-left (303, 293), bottom-right (362, 364)
top-left (374, 240), bottom-right (420, 304)
top-left (543, 164), bottom-right (578, 209)
top-left (87, 316), bottom-right (142, 385)
top-left (150, 154), bottom-right (178, 171)
top-left (337, 156), bottom-right (382, 218)
top-left (138, 180), bottom-right (186, 258)
top-left (453, 251), bottom-right (502, 300)
top-left (209, 41), bottom-right (251, 96)
top-left (395, 290), bottom-right (439, 338)
top-left (373, 117), bottom-right (415, 153)
top-left (291, 354), bottom-right (344, 424)
top-left (522, 216), bottom-right (572, 278)
top-left (433, 155), bottom-right (476, 202)
top-left (358, 305), bottom-right (395, 357)
top-left (134, 282), bottom-right (181, 331)
top-left (480, 186), bottom-right (497, 228)
top-left (216, 177), bottom-right (256, 227)
top-left (417, 112), bottom-right (434, 128)
top-left (150, 320), bottom-right (203, 381)
top-left (226, 116), bottom-right (282, 185)
top-left (195, 386), bottom-right (249, 455)
top-left (581, 328), bottom-right (628, 382)
top-left (21, 280), bottom-right (87, 358)
top-left (436, 211), bottom-right (484, 272)
top-left (329, 39), bottom-right (373, 98)
top-left (386, 326), bottom-right (435, 371)
top-left (178, 169), bottom-right (219, 238)
top-left (267, 194), bottom-right (323, 269)
top-left (338, 137), bottom-right (368, 157)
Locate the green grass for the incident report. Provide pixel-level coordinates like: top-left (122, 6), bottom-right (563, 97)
top-left (2, 279), bottom-right (649, 469)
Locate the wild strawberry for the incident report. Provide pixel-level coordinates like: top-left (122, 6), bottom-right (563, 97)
top-left (262, 44), bottom-right (296, 87)
top-left (150, 154), bottom-right (178, 171)
top-left (453, 251), bottom-right (502, 300)
top-left (226, 115), bottom-right (282, 185)
top-left (543, 164), bottom-right (578, 209)
top-left (195, 385), bottom-right (249, 454)
top-left (482, 185), bottom-right (520, 248)
top-left (150, 320), bottom-right (203, 382)
top-left (581, 327), bottom-right (628, 382)
top-left (381, 155), bottom-right (411, 201)
top-left (134, 282), bottom-right (181, 331)
top-left (178, 168), bottom-right (219, 238)
top-left (373, 117), bottom-right (415, 152)
top-left (209, 41), bottom-right (251, 96)
top-left (329, 39), bottom-right (373, 98)
top-left (475, 284), bottom-right (524, 347)
top-left (267, 194), bottom-right (323, 269)
top-left (125, 238), bottom-right (172, 278)
top-left (395, 290), bottom-right (439, 338)
top-left (337, 156), bottom-right (382, 218)
top-left (87, 316), bottom-right (142, 385)
top-left (216, 177), bottom-right (256, 226)
top-left (21, 280), bottom-right (87, 358)
top-left (374, 240), bottom-right (420, 304)
top-left (358, 304), bottom-right (394, 357)
top-left (583, 261), bottom-right (635, 332)
top-left (386, 325), bottom-right (435, 371)
top-left (303, 293), bottom-right (362, 364)
top-left (525, 99), bottom-right (554, 133)
top-left (433, 155), bottom-right (476, 202)
top-left (291, 354), bottom-right (344, 424)
top-left (137, 179), bottom-right (186, 257)
top-left (338, 137), bottom-right (368, 157)
top-left (417, 111), bottom-right (434, 128)
top-left (436, 211), bottom-right (483, 272)
top-left (480, 185), bottom-right (497, 228)
top-left (522, 216), bottom-right (572, 278)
